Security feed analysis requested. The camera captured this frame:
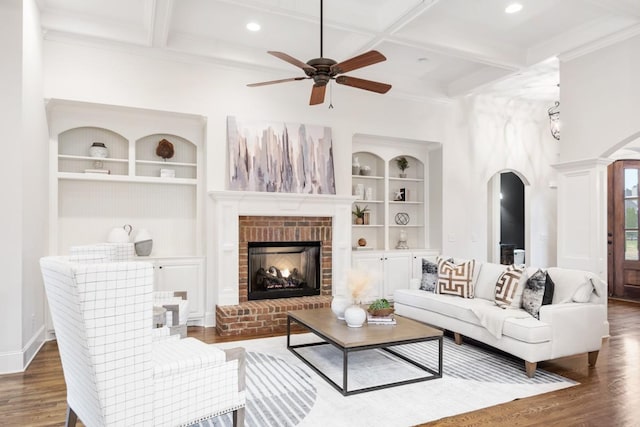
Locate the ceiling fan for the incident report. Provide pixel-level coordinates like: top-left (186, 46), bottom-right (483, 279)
top-left (247, 0), bottom-right (392, 105)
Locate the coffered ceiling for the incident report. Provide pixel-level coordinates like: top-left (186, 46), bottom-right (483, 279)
top-left (37, 0), bottom-right (640, 102)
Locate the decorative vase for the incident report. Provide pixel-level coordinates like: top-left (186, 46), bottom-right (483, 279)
top-left (344, 305), bottom-right (367, 328)
top-left (134, 228), bottom-right (153, 256)
top-left (352, 156), bottom-right (360, 175)
top-left (399, 172), bottom-right (407, 178)
top-left (355, 217), bottom-right (364, 225)
top-left (331, 296), bottom-right (350, 320)
top-left (89, 142), bottom-right (108, 158)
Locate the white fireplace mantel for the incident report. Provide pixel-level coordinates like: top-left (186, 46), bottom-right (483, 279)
top-left (209, 191), bottom-right (356, 306)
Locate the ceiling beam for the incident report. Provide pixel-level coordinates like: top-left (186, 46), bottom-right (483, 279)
top-left (147, 0), bottom-right (174, 48)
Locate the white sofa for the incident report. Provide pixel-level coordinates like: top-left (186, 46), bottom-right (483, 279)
top-left (394, 259), bottom-right (608, 377)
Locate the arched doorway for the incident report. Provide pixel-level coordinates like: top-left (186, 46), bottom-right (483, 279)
top-left (487, 170), bottom-right (530, 265)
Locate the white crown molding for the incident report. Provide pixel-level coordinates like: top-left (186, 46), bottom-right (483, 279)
top-left (552, 158), bottom-right (612, 172)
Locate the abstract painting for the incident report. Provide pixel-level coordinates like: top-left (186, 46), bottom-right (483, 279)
top-left (227, 116), bottom-right (335, 194)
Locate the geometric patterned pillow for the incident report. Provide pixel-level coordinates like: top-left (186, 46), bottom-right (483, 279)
top-left (437, 257), bottom-right (475, 298)
top-left (495, 264), bottom-right (525, 308)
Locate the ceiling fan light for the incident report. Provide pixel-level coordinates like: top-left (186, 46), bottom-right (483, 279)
top-left (505, 3), bottom-right (523, 14)
top-left (246, 22), bottom-right (261, 32)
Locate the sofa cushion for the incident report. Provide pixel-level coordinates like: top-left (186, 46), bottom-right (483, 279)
top-left (522, 269), bottom-right (546, 319)
top-left (502, 316), bottom-right (551, 343)
top-left (474, 262), bottom-right (507, 301)
top-left (437, 257), bottom-right (475, 298)
top-left (394, 289), bottom-right (490, 324)
top-left (546, 267), bottom-right (600, 304)
top-left (495, 265), bottom-right (526, 308)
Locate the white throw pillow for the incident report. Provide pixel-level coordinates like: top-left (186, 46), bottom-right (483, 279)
top-left (572, 277), bottom-right (598, 303)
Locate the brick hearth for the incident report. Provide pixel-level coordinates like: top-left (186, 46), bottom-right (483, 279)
top-left (215, 215), bottom-right (333, 336)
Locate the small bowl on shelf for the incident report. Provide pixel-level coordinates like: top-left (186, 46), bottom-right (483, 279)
top-left (359, 166), bottom-right (372, 176)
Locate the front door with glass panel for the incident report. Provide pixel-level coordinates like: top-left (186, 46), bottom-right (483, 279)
top-left (609, 160), bottom-right (640, 300)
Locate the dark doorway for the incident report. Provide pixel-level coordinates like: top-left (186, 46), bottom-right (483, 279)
top-left (500, 172), bottom-right (525, 264)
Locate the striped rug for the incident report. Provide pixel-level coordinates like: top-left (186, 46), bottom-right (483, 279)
top-left (195, 334), bottom-right (577, 427)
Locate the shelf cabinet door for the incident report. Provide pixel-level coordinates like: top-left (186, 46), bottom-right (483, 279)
top-left (383, 252), bottom-right (412, 299)
top-left (154, 257), bottom-right (204, 322)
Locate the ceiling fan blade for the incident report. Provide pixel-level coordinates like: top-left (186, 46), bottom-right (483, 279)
top-left (268, 51), bottom-right (316, 73)
top-left (247, 77), bottom-right (308, 87)
top-left (309, 84), bottom-right (326, 105)
top-left (336, 76), bottom-right (391, 94)
top-left (331, 50), bottom-right (386, 75)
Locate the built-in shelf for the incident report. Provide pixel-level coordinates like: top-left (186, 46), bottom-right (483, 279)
top-left (57, 172), bottom-right (197, 185)
top-left (135, 160), bottom-right (197, 167)
top-left (352, 175), bottom-right (384, 180)
top-left (58, 154), bottom-right (128, 163)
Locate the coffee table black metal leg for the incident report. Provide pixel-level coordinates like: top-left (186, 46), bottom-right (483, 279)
top-left (287, 315), bottom-right (291, 348)
top-left (438, 336), bottom-right (443, 376)
top-left (343, 348), bottom-right (348, 395)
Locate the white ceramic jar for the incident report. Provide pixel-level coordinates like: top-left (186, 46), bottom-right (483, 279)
top-left (344, 305), bottom-right (367, 328)
top-left (331, 296), bottom-right (350, 320)
top-left (89, 142), bottom-right (108, 158)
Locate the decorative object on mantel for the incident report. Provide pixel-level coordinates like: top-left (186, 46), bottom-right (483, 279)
top-left (246, 0), bottom-right (391, 106)
top-left (134, 228), bottom-right (153, 256)
top-left (156, 138), bottom-right (175, 160)
top-left (395, 212), bottom-right (410, 225)
top-left (548, 101), bottom-right (560, 140)
top-left (396, 228), bottom-right (409, 249)
top-left (396, 156), bottom-right (409, 178)
top-left (227, 116), bottom-right (335, 194)
top-left (107, 224), bottom-right (132, 243)
top-left (352, 204), bottom-right (369, 225)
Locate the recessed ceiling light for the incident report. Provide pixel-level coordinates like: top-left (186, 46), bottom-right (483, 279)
top-left (246, 22), bottom-right (261, 32)
top-left (505, 3), bottom-right (523, 14)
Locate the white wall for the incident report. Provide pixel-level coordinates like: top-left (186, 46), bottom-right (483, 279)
top-left (443, 95), bottom-right (559, 267)
top-left (0, 0), bottom-right (25, 373)
top-left (562, 34), bottom-right (640, 162)
top-left (21, 0), bottom-right (48, 368)
top-left (0, 0), bottom-right (48, 374)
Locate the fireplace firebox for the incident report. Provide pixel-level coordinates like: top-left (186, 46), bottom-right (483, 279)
top-left (247, 241), bottom-right (321, 300)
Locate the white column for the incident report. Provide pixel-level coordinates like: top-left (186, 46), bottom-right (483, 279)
top-left (553, 158), bottom-right (611, 277)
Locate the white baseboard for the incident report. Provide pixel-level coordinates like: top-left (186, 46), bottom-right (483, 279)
top-left (0, 325), bottom-right (46, 374)
top-left (204, 311), bottom-right (215, 327)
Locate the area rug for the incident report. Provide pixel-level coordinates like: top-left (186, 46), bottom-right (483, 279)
top-left (195, 334), bottom-right (577, 427)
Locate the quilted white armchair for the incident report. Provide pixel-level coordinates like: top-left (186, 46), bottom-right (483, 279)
top-left (69, 243), bottom-right (190, 337)
top-left (40, 257), bottom-right (246, 426)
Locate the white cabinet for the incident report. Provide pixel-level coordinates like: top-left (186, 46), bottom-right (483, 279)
top-left (352, 251), bottom-right (411, 301)
top-left (153, 257), bottom-right (205, 325)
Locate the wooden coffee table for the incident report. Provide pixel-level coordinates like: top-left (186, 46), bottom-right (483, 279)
top-left (287, 308), bottom-right (443, 396)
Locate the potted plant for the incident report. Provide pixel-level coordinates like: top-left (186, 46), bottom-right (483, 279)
top-left (368, 298), bottom-right (395, 317)
top-left (352, 204), bottom-right (369, 225)
top-left (396, 156), bottom-right (409, 178)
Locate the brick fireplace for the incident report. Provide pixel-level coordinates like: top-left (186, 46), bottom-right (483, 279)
top-left (209, 191), bottom-right (354, 336)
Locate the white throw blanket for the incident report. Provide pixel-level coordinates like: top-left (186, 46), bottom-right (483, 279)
top-left (471, 304), bottom-right (532, 339)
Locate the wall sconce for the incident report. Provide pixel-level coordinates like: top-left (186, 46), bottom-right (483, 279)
top-left (548, 101), bottom-right (560, 140)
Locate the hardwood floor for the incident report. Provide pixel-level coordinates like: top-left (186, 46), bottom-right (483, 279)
top-left (0, 299), bottom-right (638, 426)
